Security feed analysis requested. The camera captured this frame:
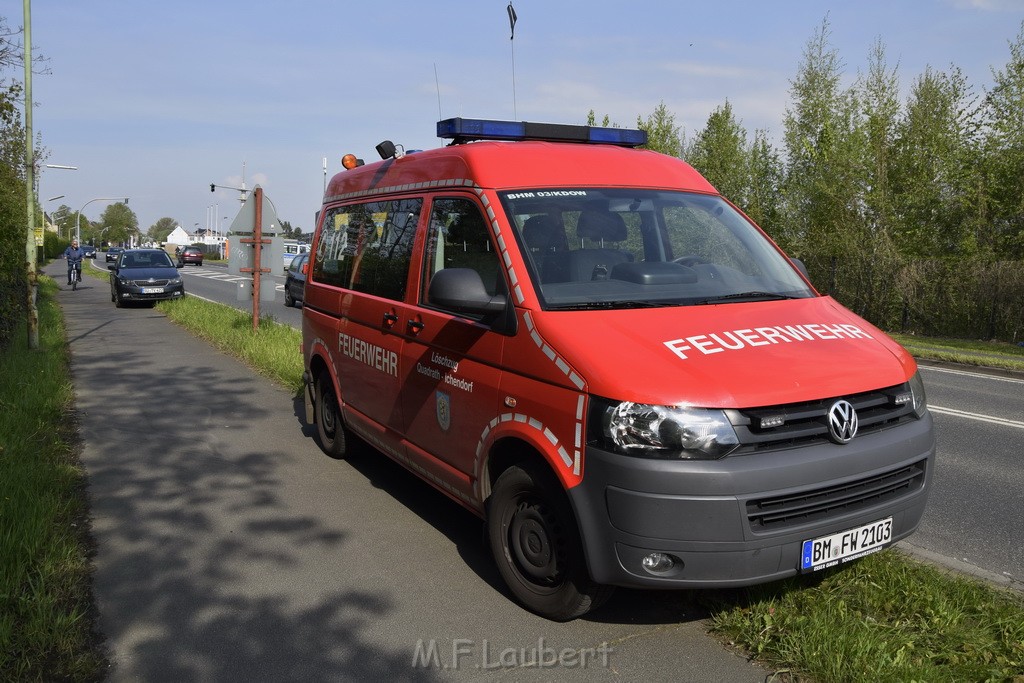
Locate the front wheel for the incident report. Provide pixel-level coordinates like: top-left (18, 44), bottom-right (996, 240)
top-left (488, 465), bottom-right (613, 621)
top-left (314, 371), bottom-right (348, 459)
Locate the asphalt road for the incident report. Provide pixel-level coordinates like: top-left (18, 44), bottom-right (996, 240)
top-left (906, 364), bottom-right (1024, 588)
top-left (55, 259), bottom-right (771, 682)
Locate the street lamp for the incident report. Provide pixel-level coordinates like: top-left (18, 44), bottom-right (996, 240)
top-left (76, 197), bottom-right (129, 243)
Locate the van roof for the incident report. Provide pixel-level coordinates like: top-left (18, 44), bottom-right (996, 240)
top-left (324, 140), bottom-right (717, 201)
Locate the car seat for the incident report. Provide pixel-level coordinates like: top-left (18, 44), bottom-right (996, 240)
top-left (567, 210), bottom-right (633, 281)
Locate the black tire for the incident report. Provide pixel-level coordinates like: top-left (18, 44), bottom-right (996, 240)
top-left (314, 371), bottom-right (347, 459)
top-left (284, 288), bottom-right (294, 307)
top-left (488, 464), bottom-right (613, 621)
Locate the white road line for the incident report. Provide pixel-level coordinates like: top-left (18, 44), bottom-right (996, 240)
top-left (929, 405), bottom-right (1024, 430)
top-left (919, 365), bottom-right (1024, 385)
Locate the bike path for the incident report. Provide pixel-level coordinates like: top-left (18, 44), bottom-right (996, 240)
top-left (44, 260), bottom-right (771, 682)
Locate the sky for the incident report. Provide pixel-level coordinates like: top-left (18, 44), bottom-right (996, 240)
top-left (18, 0), bottom-right (1024, 238)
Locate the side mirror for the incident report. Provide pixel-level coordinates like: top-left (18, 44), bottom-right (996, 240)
top-left (107, 264), bottom-right (116, 272)
top-left (428, 268), bottom-right (506, 314)
top-left (790, 257), bottom-right (809, 279)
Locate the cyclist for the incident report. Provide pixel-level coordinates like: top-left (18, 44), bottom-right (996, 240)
top-left (64, 239), bottom-right (85, 285)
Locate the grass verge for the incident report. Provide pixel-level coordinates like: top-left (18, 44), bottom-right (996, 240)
top-left (155, 296), bottom-right (304, 392)
top-left (0, 278), bottom-right (106, 681)
top-left (708, 550), bottom-right (1024, 681)
top-left (891, 333), bottom-right (1024, 373)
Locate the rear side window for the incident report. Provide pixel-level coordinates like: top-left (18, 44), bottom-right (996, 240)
top-left (313, 198), bottom-right (422, 301)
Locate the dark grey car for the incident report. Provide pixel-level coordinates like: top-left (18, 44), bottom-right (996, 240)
top-left (284, 253), bottom-right (308, 307)
top-left (108, 249), bottom-right (185, 307)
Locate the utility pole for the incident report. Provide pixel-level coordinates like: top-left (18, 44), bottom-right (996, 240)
top-left (23, 0), bottom-right (39, 349)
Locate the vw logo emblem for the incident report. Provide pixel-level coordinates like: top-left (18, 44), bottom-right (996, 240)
top-left (827, 400), bottom-right (858, 444)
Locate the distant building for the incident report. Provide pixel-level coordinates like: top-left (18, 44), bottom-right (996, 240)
top-left (166, 226), bottom-right (190, 246)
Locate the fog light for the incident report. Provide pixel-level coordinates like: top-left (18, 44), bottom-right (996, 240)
top-left (641, 552), bottom-right (675, 574)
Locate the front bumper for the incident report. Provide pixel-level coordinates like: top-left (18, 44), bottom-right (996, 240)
top-left (568, 412), bottom-right (935, 588)
top-left (113, 284), bottom-right (185, 302)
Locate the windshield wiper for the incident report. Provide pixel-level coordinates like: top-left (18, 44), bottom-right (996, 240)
top-left (696, 291), bottom-right (802, 305)
top-left (554, 300), bottom-right (675, 310)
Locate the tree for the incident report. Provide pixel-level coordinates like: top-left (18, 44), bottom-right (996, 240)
top-left (890, 66), bottom-right (981, 257)
top-left (585, 110), bottom-right (616, 128)
top-left (147, 217), bottom-right (178, 243)
top-left (636, 101), bottom-right (682, 157)
top-left (781, 17), bottom-right (864, 268)
top-left (0, 15), bottom-right (27, 350)
top-left (743, 130), bottom-right (785, 239)
top-left (94, 202), bottom-right (139, 246)
top-left (857, 38), bottom-right (901, 245)
top-left (981, 20), bottom-right (1024, 258)
top-left (683, 100), bottom-right (750, 203)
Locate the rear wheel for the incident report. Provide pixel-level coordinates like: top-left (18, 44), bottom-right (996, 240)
top-left (488, 464), bottom-right (613, 621)
top-left (314, 371), bottom-right (347, 459)
top-left (284, 287), bottom-right (294, 307)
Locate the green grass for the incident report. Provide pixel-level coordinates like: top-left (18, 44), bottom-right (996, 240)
top-left (891, 333), bottom-right (1024, 373)
top-left (0, 279), bottom-right (106, 681)
top-left (708, 550), bottom-right (1024, 682)
top-left (155, 295), bottom-right (304, 392)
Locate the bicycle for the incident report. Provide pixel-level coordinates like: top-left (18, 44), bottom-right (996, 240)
top-left (69, 261), bottom-right (82, 290)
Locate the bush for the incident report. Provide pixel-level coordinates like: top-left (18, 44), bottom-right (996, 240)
top-left (0, 160), bottom-right (27, 351)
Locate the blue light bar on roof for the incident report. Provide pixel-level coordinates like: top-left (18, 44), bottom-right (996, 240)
top-left (437, 117), bottom-right (648, 148)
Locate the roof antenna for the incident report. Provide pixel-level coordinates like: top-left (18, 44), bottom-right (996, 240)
top-left (434, 63), bottom-right (443, 120)
top-left (508, 2), bottom-right (518, 119)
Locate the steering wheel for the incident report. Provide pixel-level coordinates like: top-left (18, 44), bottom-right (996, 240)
top-left (672, 255), bottom-right (708, 267)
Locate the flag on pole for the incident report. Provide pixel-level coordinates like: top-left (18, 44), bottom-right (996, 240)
top-left (508, 2), bottom-right (518, 40)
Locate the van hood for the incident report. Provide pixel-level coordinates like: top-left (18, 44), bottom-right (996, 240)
top-left (538, 296), bottom-right (915, 408)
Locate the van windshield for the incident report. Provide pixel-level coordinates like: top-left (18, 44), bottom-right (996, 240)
top-left (499, 189), bottom-right (815, 309)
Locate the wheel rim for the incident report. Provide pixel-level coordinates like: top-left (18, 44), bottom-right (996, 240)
top-left (508, 498), bottom-right (563, 587)
top-left (319, 384), bottom-right (337, 439)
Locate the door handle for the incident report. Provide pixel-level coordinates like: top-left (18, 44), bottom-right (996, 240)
top-left (407, 319), bottom-right (425, 334)
top-left (382, 312), bottom-right (398, 327)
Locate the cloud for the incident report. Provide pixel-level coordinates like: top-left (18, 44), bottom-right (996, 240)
top-left (947, 0), bottom-right (1024, 10)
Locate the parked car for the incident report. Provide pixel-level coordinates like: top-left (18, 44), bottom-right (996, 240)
top-left (177, 246), bottom-right (204, 267)
top-left (300, 116), bottom-right (935, 621)
top-left (284, 253), bottom-right (309, 307)
top-left (108, 248), bottom-right (185, 307)
top-left (82, 244), bottom-right (97, 259)
top-left (105, 247), bottom-right (124, 262)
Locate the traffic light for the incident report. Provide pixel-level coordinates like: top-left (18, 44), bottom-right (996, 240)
top-left (210, 184), bottom-right (215, 192)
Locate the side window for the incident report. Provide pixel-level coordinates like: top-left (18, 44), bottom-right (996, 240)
top-left (313, 198), bottom-right (422, 301)
top-left (422, 197), bottom-right (503, 305)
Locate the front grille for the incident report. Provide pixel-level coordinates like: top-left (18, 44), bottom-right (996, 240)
top-left (129, 279), bottom-right (171, 286)
top-left (746, 460), bottom-right (927, 531)
top-left (726, 383), bottom-right (917, 454)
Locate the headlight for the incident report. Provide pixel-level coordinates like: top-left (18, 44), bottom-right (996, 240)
top-left (168, 276), bottom-right (182, 285)
top-left (600, 401), bottom-right (739, 460)
top-left (908, 370), bottom-right (928, 418)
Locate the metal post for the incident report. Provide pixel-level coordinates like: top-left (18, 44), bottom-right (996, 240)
top-left (252, 187), bottom-right (263, 331)
top-left (23, 0), bottom-right (39, 349)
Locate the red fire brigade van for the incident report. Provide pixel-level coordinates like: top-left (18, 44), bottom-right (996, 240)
top-left (301, 118), bottom-right (934, 620)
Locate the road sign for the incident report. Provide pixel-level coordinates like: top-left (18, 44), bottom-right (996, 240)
top-left (228, 185), bottom-right (285, 277)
